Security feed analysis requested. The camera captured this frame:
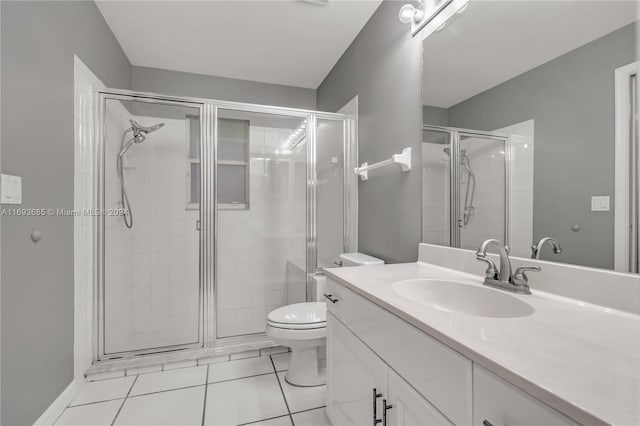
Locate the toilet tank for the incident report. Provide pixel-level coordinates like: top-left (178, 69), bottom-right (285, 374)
top-left (339, 252), bottom-right (384, 267)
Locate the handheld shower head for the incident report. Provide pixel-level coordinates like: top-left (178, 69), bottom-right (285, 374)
top-left (129, 119), bottom-right (165, 140)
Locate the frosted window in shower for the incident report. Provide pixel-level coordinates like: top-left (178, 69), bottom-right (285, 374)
top-left (188, 116), bottom-right (201, 206)
top-left (218, 164), bottom-right (247, 204)
top-left (190, 163), bottom-right (201, 204)
top-left (218, 119), bottom-right (249, 207)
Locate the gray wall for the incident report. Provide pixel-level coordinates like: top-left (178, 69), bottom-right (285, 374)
top-left (132, 66), bottom-right (316, 110)
top-left (422, 105), bottom-right (448, 126)
top-left (447, 23), bottom-right (638, 269)
top-left (0, 2), bottom-right (131, 424)
top-left (317, 1), bottom-right (423, 263)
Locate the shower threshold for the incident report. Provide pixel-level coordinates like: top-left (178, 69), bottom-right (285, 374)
top-left (86, 335), bottom-right (283, 379)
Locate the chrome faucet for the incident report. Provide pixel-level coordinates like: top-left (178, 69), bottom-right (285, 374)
top-left (476, 239), bottom-right (540, 294)
top-left (531, 237), bottom-right (563, 259)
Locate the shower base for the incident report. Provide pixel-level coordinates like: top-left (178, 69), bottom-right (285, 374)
top-left (85, 335), bottom-right (286, 380)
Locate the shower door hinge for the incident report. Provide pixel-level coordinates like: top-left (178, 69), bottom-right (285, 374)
top-left (196, 220), bottom-right (201, 231)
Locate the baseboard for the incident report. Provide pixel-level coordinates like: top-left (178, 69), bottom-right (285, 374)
top-left (33, 381), bottom-right (76, 426)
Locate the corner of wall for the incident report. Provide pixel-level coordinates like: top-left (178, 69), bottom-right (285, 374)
top-left (316, 1), bottom-right (423, 263)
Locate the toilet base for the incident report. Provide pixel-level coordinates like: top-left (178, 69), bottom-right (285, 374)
top-left (285, 346), bottom-right (326, 387)
top-left (266, 324), bottom-right (326, 388)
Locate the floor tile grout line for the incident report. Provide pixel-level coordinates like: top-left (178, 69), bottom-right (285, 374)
top-left (290, 405), bottom-right (327, 415)
top-left (111, 374), bottom-right (139, 426)
top-left (67, 396), bottom-right (126, 409)
top-left (238, 414), bottom-right (293, 426)
top-left (127, 383), bottom-right (207, 399)
top-left (270, 355), bottom-right (295, 426)
top-left (208, 370), bottom-right (277, 385)
top-left (201, 364), bottom-right (210, 426)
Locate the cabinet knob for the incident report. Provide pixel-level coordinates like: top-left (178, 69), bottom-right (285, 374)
top-left (324, 293), bottom-right (339, 304)
top-left (482, 421), bottom-right (494, 426)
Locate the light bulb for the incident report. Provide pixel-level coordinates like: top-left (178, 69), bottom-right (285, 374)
top-left (399, 4), bottom-right (418, 24)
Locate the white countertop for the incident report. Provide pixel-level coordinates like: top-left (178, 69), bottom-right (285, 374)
top-left (324, 261), bottom-right (640, 426)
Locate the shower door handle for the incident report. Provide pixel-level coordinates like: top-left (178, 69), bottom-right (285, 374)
top-left (196, 220), bottom-right (201, 231)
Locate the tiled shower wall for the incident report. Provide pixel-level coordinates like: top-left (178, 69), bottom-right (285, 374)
top-left (217, 126), bottom-right (306, 338)
top-left (421, 144), bottom-right (450, 245)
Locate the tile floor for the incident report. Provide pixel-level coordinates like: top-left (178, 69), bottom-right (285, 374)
top-left (55, 353), bottom-right (331, 426)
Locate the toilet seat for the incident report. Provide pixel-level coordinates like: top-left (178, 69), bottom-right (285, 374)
top-left (267, 302), bottom-right (326, 330)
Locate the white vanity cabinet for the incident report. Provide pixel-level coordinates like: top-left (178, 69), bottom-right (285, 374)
top-left (327, 314), bottom-right (386, 426)
top-left (326, 277), bottom-right (580, 426)
top-left (327, 313), bottom-right (451, 426)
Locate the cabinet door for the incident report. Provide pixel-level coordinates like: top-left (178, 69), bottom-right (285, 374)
top-left (386, 369), bottom-right (453, 426)
top-left (327, 313), bottom-right (387, 426)
top-left (473, 366), bottom-right (578, 426)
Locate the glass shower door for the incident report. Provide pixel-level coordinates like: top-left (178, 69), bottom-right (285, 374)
top-left (215, 109), bottom-right (307, 338)
top-left (100, 97), bottom-right (203, 358)
top-left (316, 118), bottom-right (346, 269)
top-left (457, 133), bottom-right (507, 250)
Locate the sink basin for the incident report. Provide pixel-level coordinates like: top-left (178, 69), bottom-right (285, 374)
top-left (393, 279), bottom-right (534, 318)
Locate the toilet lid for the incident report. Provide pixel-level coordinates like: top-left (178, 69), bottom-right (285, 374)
top-left (267, 302), bottom-right (326, 325)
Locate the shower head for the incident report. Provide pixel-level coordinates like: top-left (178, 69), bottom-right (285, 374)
top-left (129, 119), bottom-right (164, 142)
top-left (443, 147), bottom-right (467, 156)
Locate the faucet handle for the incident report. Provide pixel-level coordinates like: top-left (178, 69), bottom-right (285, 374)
top-left (476, 255), bottom-right (498, 280)
top-left (512, 266), bottom-right (541, 287)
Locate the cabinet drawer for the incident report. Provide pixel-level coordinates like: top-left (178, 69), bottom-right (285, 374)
top-left (473, 365), bottom-right (578, 426)
top-left (347, 291), bottom-right (472, 425)
top-left (324, 278), bottom-right (350, 323)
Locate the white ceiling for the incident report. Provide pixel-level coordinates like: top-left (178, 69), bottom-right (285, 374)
top-left (96, 0), bottom-right (381, 89)
top-left (423, 1), bottom-right (639, 108)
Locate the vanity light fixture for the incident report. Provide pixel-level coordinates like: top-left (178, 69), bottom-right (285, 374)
top-left (401, 0), bottom-right (471, 39)
top-left (399, 3), bottom-right (425, 24)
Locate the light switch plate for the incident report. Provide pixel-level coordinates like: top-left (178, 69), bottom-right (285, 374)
top-left (0, 174), bottom-right (22, 204)
top-left (591, 195), bottom-right (610, 212)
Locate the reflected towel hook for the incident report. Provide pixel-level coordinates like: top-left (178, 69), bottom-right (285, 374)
top-left (354, 148), bottom-right (412, 181)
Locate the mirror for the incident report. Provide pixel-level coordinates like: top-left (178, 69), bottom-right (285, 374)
top-left (421, 1), bottom-right (639, 273)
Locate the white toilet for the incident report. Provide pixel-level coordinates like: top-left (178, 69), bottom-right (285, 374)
top-left (266, 252), bottom-right (384, 387)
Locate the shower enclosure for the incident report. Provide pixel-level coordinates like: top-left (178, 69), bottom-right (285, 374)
top-left (422, 125), bottom-right (510, 251)
top-left (94, 89), bottom-right (356, 361)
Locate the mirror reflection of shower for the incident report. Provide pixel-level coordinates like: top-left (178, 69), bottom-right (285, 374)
top-left (116, 119), bottom-right (165, 228)
top-left (444, 147), bottom-right (476, 226)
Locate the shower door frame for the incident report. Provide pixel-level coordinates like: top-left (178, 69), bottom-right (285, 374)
top-left (93, 88), bottom-right (357, 362)
top-left (210, 105), bottom-right (358, 346)
top-left (422, 124), bottom-right (511, 249)
top-left (94, 91), bottom-right (209, 361)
